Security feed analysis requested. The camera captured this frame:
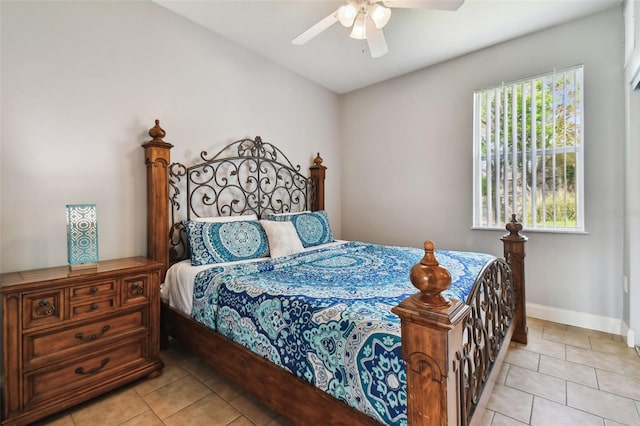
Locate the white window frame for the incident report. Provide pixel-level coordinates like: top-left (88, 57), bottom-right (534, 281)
top-left (472, 65), bottom-right (585, 233)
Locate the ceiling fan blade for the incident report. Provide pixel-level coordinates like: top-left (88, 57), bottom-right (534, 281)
top-left (292, 10), bottom-right (339, 45)
top-left (365, 19), bottom-right (388, 58)
top-left (383, 0), bottom-right (464, 11)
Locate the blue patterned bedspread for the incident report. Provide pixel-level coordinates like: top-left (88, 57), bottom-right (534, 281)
top-left (191, 241), bottom-right (494, 425)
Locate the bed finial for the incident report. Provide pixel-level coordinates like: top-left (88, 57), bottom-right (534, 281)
top-left (148, 119), bottom-right (166, 142)
top-left (313, 152), bottom-right (323, 167)
top-left (409, 240), bottom-right (452, 308)
top-left (505, 213), bottom-right (524, 237)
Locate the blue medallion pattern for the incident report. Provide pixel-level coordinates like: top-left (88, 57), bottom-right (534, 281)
top-left (265, 210), bottom-right (334, 247)
top-left (190, 242), bottom-right (494, 425)
top-left (183, 220), bottom-right (270, 266)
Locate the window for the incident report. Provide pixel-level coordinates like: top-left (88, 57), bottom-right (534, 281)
top-left (473, 65), bottom-right (584, 232)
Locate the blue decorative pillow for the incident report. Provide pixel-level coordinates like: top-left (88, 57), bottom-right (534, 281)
top-left (183, 220), bottom-right (270, 266)
top-left (266, 210), bottom-right (334, 248)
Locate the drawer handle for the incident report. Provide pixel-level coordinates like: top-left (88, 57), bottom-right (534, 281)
top-left (90, 303), bottom-right (99, 311)
top-left (75, 358), bottom-right (110, 375)
top-left (89, 286), bottom-right (99, 294)
top-left (36, 299), bottom-right (56, 317)
top-left (130, 282), bottom-right (144, 296)
top-left (75, 325), bottom-right (111, 342)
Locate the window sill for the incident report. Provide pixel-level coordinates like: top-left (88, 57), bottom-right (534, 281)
top-left (471, 226), bottom-right (589, 235)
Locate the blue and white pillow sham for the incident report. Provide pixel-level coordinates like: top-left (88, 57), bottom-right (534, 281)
top-left (265, 210), bottom-right (334, 248)
top-left (183, 220), bottom-right (270, 266)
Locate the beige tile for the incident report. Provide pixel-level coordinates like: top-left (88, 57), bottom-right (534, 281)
top-left (36, 412), bottom-right (76, 426)
top-left (505, 345), bottom-right (540, 371)
top-left (567, 382), bottom-right (640, 425)
top-left (566, 346), bottom-right (625, 374)
top-left (505, 365), bottom-right (566, 404)
top-left (538, 355), bottom-right (598, 387)
top-left (596, 369), bottom-right (640, 400)
top-left (544, 327), bottom-right (591, 349)
top-left (590, 336), bottom-right (636, 356)
top-left (134, 363), bottom-right (190, 396)
top-left (540, 319), bottom-right (569, 332)
top-left (617, 345), bottom-right (640, 361)
top-left (204, 374), bottom-right (245, 401)
top-left (163, 393), bottom-right (242, 426)
top-left (181, 357), bottom-right (222, 382)
top-left (513, 334), bottom-right (566, 360)
top-left (531, 396), bottom-right (605, 426)
top-left (524, 317), bottom-right (545, 340)
top-left (230, 416), bottom-right (259, 426)
top-left (120, 410), bottom-right (164, 426)
top-left (491, 413), bottom-right (529, 425)
top-left (486, 383), bottom-right (533, 424)
top-left (566, 324), bottom-right (615, 340)
top-left (620, 356), bottom-right (640, 379)
top-left (230, 394), bottom-right (279, 426)
top-left (71, 387), bottom-right (149, 425)
top-left (604, 420), bottom-right (630, 426)
top-left (143, 374), bottom-right (212, 419)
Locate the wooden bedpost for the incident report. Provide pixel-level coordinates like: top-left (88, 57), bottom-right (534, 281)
top-left (392, 241), bottom-right (471, 426)
top-left (309, 153), bottom-right (326, 211)
top-left (502, 214), bottom-right (528, 344)
top-left (142, 120), bottom-right (173, 275)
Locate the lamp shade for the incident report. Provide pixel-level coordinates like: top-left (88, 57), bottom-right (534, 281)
top-left (338, 4), bottom-right (358, 27)
top-left (66, 204), bottom-right (98, 265)
top-left (369, 4), bottom-right (391, 29)
top-left (350, 12), bottom-right (367, 40)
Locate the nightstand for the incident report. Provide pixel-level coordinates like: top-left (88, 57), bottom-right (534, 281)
top-left (0, 257), bottom-right (164, 426)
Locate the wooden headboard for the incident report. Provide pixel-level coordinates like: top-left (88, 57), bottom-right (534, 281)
top-left (142, 120), bottom-right (327, 274)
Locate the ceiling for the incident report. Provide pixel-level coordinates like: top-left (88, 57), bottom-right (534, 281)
top-left (154, 0), bottom-right (621, 94)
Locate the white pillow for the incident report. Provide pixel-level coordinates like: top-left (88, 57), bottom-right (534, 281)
top-left (259, 220), bottom-right (304, 258)
top-left (193, 213), bottom-right (258, 222)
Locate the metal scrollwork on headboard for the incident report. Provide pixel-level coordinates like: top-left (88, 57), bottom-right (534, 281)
top-left (168, 136), bottom-right (316, 263)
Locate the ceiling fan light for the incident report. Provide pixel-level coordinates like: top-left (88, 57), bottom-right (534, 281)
top-left (338, 4), bottom-right (358, 27)
top-left (350, 12), bottom-right (367, 40)
top-left (369, 4), bottom-right (391, 29)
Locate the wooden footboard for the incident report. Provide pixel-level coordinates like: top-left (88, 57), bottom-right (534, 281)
top-left (393, 223), bottom-right (527, 425)
top-left (143, 120), bottom-right (527, 425)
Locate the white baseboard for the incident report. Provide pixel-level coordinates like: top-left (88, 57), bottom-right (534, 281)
top-left (526, 303), bottom-right (633, 347)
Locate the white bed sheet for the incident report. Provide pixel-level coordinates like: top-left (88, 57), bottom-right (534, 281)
top-left (161, 241), bottom-right (345, 316)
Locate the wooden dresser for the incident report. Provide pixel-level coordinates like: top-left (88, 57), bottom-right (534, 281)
top-left (0, 257), bottom-right (164, 426)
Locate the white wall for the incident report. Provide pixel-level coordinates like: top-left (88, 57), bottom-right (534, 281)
top-left (341, 8), bottom-right (625, 332)
top-left (623, 0), bottom-right (640, 346)
top-left (0, 1), bottom-right (341, 273)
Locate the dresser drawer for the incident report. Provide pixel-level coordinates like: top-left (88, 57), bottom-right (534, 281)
top-left (122, 274), bottom-right (150, 306)
top-left (70, 297), bottom-right (117, 320)
top-left (23, 290), bottom-right (65, 329)
top-left (24, 309), bottom-right (148, 369)
top-left (23, 336), bottom-right (149, 408)
top-left (70, 280), bottom-right (117, 301)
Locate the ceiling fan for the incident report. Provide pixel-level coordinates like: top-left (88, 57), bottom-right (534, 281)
top-left (292, 0), bottom-right (464, 58)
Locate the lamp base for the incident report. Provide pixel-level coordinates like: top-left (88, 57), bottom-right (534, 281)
top-left (69, 262), bottom-right (98, 273)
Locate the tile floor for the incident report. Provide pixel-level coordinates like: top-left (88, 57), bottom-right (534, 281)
top-left (37, 317), bottom-right (640, 426)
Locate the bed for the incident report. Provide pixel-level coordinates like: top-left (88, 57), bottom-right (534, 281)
top-left (141, 120), bottom-right (528, 425)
